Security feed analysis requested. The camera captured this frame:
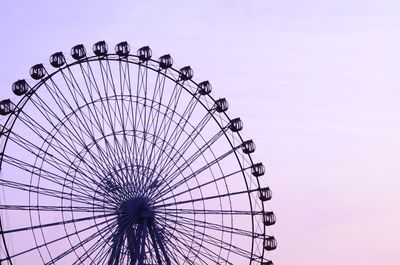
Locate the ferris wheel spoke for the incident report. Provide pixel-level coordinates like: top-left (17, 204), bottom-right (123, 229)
top-left (137, 110), bottom-right (188, 190)
top-left (57, 68), bottom-right (129, 170)
top-left (154, 187), bottom-right (258, 208)
top-left (2, 154), bottom-right (77, 192)
top-left (118, 60), bottom-right (131, 100)
top-left (117, 61), bottom-right (136, 170)
top-left (160, 122), bottom-right (229, 186)
top-left (16, 110), bottom-right (80, 161)
top-left (100, 60), bottom-right (130, 167)
top-left (156, 108), bottom-right (214, 174)
top-left (143, 71), bottom-right (168, 170)
top-left (5, 131), bottom-right (106, 197)
top-left (25, 96), bottom-right (114, 180)
top-left (165, 95), bottom-right (199, 149)
top-left (131, 103), bottom-right (148, 168)
top-left (123, 131), bottom-right (180, 199)
top-left (125, 62), bottom-right (143, 169)
top-left (127, 105), bottom-right (140, 170)
top-left (48, 71), bottom-right (99, 141)
top-left (0, 212), bottom-right (117, 235)
top-left (0, 213), bottom-right (117, 263)
top-left (60, 67), bottom-right (88, 105)
top-left (104, 61), bottom-right (134, 168)
top-left (78, 238), bottom-right (111, 265)
top-left (44, 215), bottom-right (117, 264)
top-left (102, 126), bottom-right (128, 168)
top-left (155, 97), bottom-right (200, 175)
top-left (7, 131), bottom-right (81, 174)
top-left (34, 73), bottom-right (131, 182)
top-left (77, 63), bottom-right (120, 140)
top-left (0, 204), bottom-right (113, 213)
top-left (160, 208), bottom-right (258, 216)
top-left (105, 59), bottom-right (125, 130)
top-left (186, 223), bottom-right (250, 260)
top-left (2, 154), bottom-right (111, 204)
top-left (148, 81), bottom-right (183, 169)
top-left (166, 213), bottom-right (255, 238)
top-left (166, 215), bottom-right (251, 261)
top-left (141, 71), bottom-right (165, 167)
top-left (125, 96), bottom-right (196, 180)
top-left (135, 64), bottom-right (152, 171)
top-left (16, 109), bottom-right (107, 181)
top-left (161, 220), bottom-right (232, 264)
top-left (157, 147), bottom-right (238, 200)
top-left (81, 61), bottom-right (129, 169)
top-left (178, 153), bottom-right (237, 194)
top-left (75, 234), bottom-right (113, 265)
top-left (98, 60), bottom-right (123, 130)
top-left (122, 61), bottom-right (141, 169)
top-left (157, 232), bottom-right (204, 265)
top-left (67, 236), bottom-right (105, 265)
top-left (42, 78), bottom-right (77, 116)
top-left (75, 215), bottom-right (129, 265)
top-left (80, 62), bottom-right (106, 104)
top-left (41, 80), bottom-right (103, 148)
top-left (155, 167), bottom-right (247, 204)
top-left (70, 218), bottom-right (123, 265)
top-left (153, 222), bottom-right (202, 265)
top-left (157, 81), bottom-right (183, 143)
top-left (18, 106), bottom-right (95, 166)
top-left (0, 178), bottom-right (107, 207)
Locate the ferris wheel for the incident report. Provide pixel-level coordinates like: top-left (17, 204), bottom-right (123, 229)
top-left (0, 41), bottom-right (276, 264)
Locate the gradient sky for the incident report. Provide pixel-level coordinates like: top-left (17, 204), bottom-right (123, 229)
top-left (1, 1), bottom-right (400, 264)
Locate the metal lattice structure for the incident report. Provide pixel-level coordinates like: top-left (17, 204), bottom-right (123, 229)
top-left (0, 41), bottom-right (276, 264)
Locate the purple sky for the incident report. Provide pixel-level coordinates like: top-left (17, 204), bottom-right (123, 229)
top-left (1, 1), bottom-right (400, 264)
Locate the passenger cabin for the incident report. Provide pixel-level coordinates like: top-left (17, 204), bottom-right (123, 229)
top-left (263, 211), bottom-right (276, 226)
top-left (214, 98), bottom-right (228, 113)
top-left (159, 54), bottom-right (173, 69)
top-left (0, 99), bottom-right (13, 116)
top-left (30, 64), bottom-right (46, 80)
top-left (12, 80), bottom-right (29, 96)
top-left (229, 118), bottom-right (243, 132)
top-left (137, 46), bottom-right (152, 61)
top-left (241, 139), bottom-right (256, 154)
top-left (71, 44), bottom-right (87, 60)
top-left (264, 236), bottom-right (277, 251)
top-left (259, 187), bottom-right (272, 202)
top-left (179, 66), bottom-right (193, 81)
top-left (197, 81), bottom-right (212, 95)
top-left (49, 52), bottom-right (66, 68)
top-left (93, 41), bottom-right (108, 56)
top-left (251, 162), bottom-right (265, 177)
top-left (115, 41), bottom-right (130, 57)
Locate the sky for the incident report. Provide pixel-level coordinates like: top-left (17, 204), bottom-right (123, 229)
top-left (1, 1), bottom-right (400, 264)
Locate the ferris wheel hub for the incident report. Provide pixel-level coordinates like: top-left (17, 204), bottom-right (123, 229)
top-left (119, 196), bottom-right (155, 224)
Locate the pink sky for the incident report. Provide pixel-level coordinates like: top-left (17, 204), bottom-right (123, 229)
top-left (1, 1), bottom-right (400, 264)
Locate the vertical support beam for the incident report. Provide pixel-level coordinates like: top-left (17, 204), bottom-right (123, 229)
top-left (148, 222), bottom-right (163, 265)
top-left (138, 220), bottom-right (148, 265)
top-left (127, 225), bottom-right (140, 265)
top-left (108, 225), bottom-right (124, 265)
top-left (152, 223), bottom-right (171, 265)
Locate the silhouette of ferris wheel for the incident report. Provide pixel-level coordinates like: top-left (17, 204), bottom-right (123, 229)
top-left (0, 41), bottom-right (276, 264)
